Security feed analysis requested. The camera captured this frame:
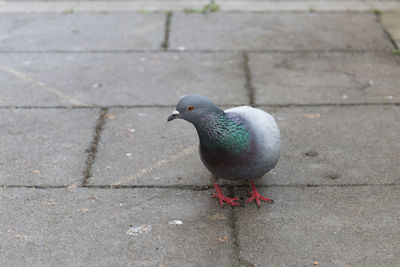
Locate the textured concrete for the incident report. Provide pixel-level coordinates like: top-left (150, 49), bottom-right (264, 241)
top-left (263, 105), bottom-right (400, 186)
top-left (0, 13), bottom-right (165, 51)
top-left (90, 106), bottom-right (400, 187)
top-left (0, 109), bottom-right (98, 186)
top-left (381, 11), bottom-right (400, 48)
top-left (236, 185), bottom-right (400, 266)
top-left (1, 3), bottom-right (400, 266)
top-left (250, 51), bottom-right (400, 105)
top-left (0, 53), bottom-right (246, 106)
top-left (89, 107), bottom-right (211, 186)
top-left (0, 188), bottom-right (233, 266)
top-left (3, 1), bottom-right (400, 13)
top-left (170, 13), bottom-right (392, 51)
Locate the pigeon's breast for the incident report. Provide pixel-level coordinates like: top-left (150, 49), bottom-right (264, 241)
top-left (199, 107), bottom-right (280, 180)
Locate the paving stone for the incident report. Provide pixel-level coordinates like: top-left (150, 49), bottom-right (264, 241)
top-left (0, 109), bottom-right (98, 186)
top-left (0, 187), bottom-right (233, 266)
top-left (0, 13), bottom-right (165, 51)
top-left (236, 185), bottom-right (400, 266)
top-left (381, 11), bottom-right (400, 48)
top-left (90, 106), bottom-right (400, 187)
top-left (250, 51), bottom-right (400, 105)
top-left (262, 105), bottom-right (400, 186)
top-left (89, 107), bottom-right (212, 186)
top-left (170, 13), bottom-right (392, 51)
top-left (0, 52), bottom-right (246, 106)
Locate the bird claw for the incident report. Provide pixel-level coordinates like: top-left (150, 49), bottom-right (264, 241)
top-left (245, 181), bottom-right (274, 207)
top-left (212, 193), bottom-right (240, 206)
top-left (212, 184), bottom-right (240, 206)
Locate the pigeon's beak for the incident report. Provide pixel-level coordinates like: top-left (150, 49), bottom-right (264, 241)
top-left (167, 110), bottom-right (180, 122)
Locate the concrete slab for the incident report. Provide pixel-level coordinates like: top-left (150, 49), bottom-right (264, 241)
top-left (217, 1), bottom-right (371, 12)
top-left (0, 13), bottom-right (165, 51)
top-left (89, 107), bottom-right (212, 186)
top-left (0, 109), bottom-right (98, 186)
top-left (0, 187), bottom-right (233, 266)
top-left (236, 185), bottom-right (400, 266)
top-left (90, 106), bottom-right (400, 187)
top-left (0, 52), bottom-right (246, 106)
top-left (0, 1), bottom-right (210, 13)
top-left (3, 1), bottom-right (400, 13)
top-left (263, 105), bottom-right (400, 186)
top-left (381, 11), bottom-right (400, 48)
top-left (250, 51), bottom-right (400, 105)
top-left (170, 13), bottom-right (392, 51)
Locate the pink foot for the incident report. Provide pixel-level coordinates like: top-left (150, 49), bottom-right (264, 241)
top-left (245, 181), bottom-right (274, 207)
top-left (212, 183), bottom-right (240, 206)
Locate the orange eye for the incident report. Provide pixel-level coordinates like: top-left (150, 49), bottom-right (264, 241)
top-left (186, 105), bottom-right (194, 111)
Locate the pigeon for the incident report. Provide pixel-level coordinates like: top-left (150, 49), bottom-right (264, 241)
top-left (167, 94), bottom-right (280, 206)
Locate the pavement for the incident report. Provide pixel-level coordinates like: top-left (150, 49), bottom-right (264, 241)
top-left (0, 1), bottom-right (399, 266)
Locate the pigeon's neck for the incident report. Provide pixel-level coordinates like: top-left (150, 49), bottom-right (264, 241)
top-left (194, 111), bottom-right (252, 155)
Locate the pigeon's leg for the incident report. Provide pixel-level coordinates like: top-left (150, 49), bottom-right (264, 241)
top-left (245, 181), bottom-right (274, 207)
top-left (211, 183), bottom-right (240, 206)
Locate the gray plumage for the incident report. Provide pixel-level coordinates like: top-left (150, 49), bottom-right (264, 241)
top-left (168, 94), bottom-right (280, 181)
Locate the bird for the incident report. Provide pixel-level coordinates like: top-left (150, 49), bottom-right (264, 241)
top-left (167, 94), bottom-right (280, 206)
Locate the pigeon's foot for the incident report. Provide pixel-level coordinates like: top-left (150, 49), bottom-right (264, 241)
top-left (212, 183), bottom-right (240, 206)
top-left (245, 181), bottom-right (274, 207)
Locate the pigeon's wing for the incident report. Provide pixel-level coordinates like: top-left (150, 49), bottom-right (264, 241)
top-left (225, 106), bottom-right (281, 168)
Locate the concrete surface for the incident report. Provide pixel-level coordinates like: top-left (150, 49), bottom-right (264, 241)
top-left (250, 51), bottom-right (400, 105)
top-left (170, 13), bottom-right (392, 51)
top-left (0, 188), bottom-right (233, 266)
top-left (236, 185), bottom-right (400, 266)
top-left (0, 1), bottom-right (399, 266)
top-left (0, 109), bottom-right (98, 186)
top-left (0, 53), bottom-right (247, 106)
top-left (2, 1), bottom-right (400, 13)
top-left (0, 13), bottom-right (165, 51)
top-left (381, 11), bottom-right (400, 48)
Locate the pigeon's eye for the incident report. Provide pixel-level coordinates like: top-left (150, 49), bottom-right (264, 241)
top-left (186, 105), bottom-right (194, 111)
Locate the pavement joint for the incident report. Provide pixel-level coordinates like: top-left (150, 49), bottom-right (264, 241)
top-left (161, 11), bottom-right (172, 51)
top-left (1, 1), bottom-right (400, 13)
top-left (0, 48), bottom-right (394, 53)
top-left (374, 12), bottom-right (398, 49)
top-left (2, 183), bottom-right (398, 190)
top-left (378, 17), bottom-right (399, 49)
top-left (82, 108), bottom-right (108, 186)
top-left (243, 52), bottom-right (255, 106)
top-left (1, 102), bottom-right (399, 110)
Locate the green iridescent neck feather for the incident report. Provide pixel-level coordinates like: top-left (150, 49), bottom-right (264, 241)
top-left (194, 111), bottom-right (252, 156)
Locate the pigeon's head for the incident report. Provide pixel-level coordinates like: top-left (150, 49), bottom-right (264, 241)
top-left (167, 94), bottom-right (221, 124)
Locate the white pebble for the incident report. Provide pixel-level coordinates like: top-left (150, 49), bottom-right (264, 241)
top-left (129, 128), bottom-right (136, 133)
top-left (126, 153), bottom-right (132, 157)
top-left (342, 95), bottom-right (348, 99)
top-left (126, 225), bottom-right (152, 235)
top-left (168, 220), bottom-right (184, 226)
top-left (178, 46), bottom-right (185, 51)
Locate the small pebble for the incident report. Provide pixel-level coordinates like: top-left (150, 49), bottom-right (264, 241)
top-left (77, 208), bottom-right (89, 213)
top-left (168, 220), bottom-right (183, 226)
top-left (126, 153), bottom-right (132, 157)
top-left (127, 225), bottom-right (152, 235)
top-left (304, 150), bottom-right (319, 157)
